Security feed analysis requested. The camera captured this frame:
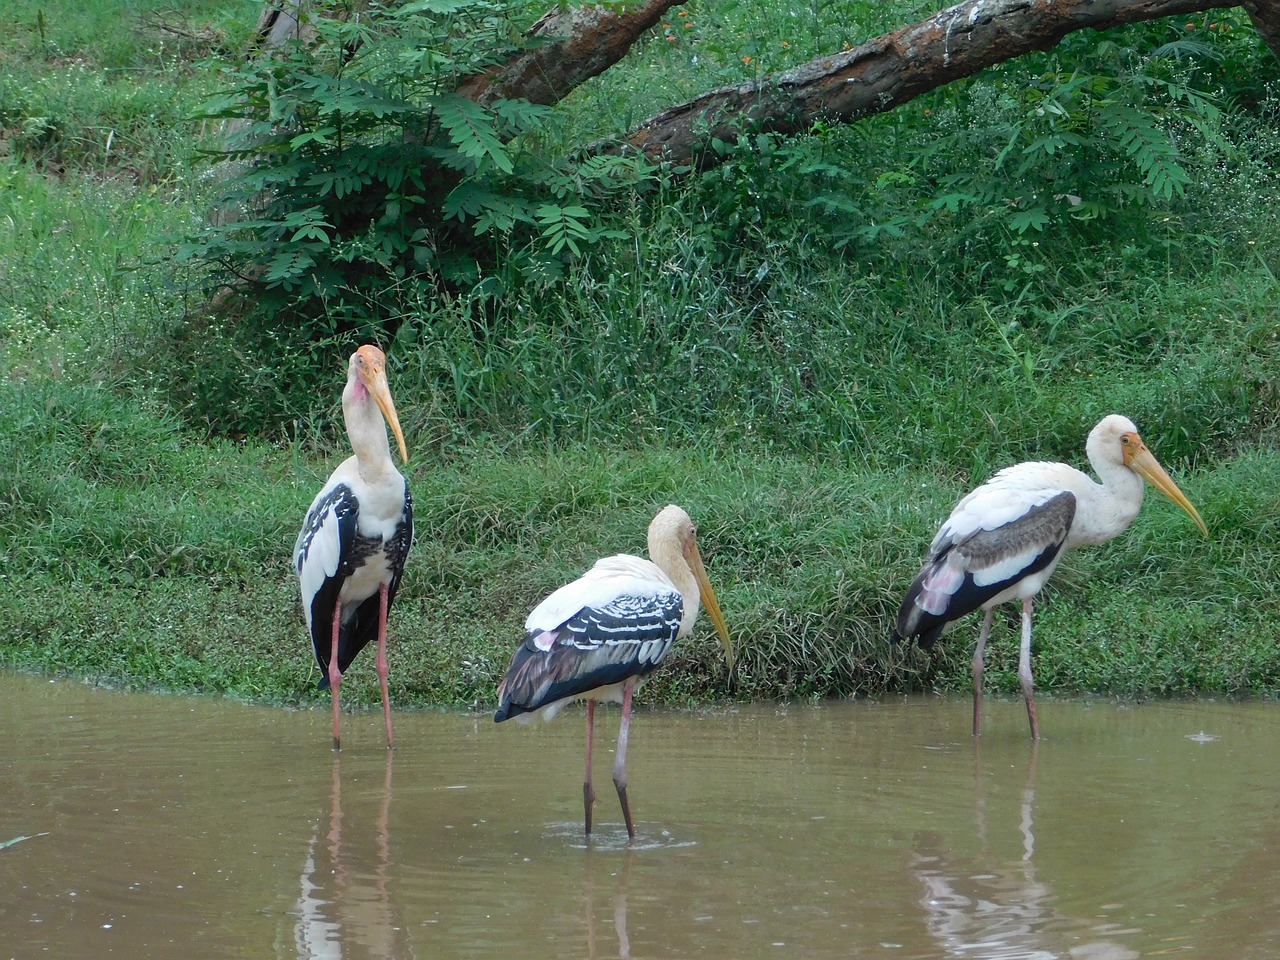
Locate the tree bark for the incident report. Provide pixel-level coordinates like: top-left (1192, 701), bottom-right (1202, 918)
top-left (1242, 0), bottom-right (1280, 59)
top-left (455, 0), bottom-right (684, 108)
top-left (248, 0), bottom-right (312, 54)
top-left (581, 0), bottom-right (1242, 170)
top-left (249, 0), bottom-right (1277, 170)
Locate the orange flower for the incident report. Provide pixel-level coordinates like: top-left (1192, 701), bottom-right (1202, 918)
top-left (780, 40), bottom-right (790, 48)
top-left (684, 21), bottom-right (693, 27)
top-left (742, 56), bottom-right (752, 63)
top-left (1185, 22), bottom-right (1196, 29)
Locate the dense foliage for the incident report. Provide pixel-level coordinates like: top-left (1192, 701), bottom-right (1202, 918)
top-left (183, 0), bottom-right (655, 337)
top-left (168, 2), bottom-right (1280, 452)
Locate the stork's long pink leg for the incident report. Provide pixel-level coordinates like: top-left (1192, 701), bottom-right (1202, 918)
top-left (330, 601), bottom-right (344, 751)
top-left (971, 608), bottom-right (994, 737)
top-left (613, 684), bottom-right (637, 840)
top-left (584, 699), bottom-right (597, 836)
top-left (1019, 599), bottom-right (1041, 740)
top-left (375, 582), bottom-right (394, 750)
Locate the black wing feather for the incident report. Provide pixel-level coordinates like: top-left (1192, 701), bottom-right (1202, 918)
top-left (494, 590), bottom-right (684, 722)
top-left (894, 491), bottom-right (1076, 649)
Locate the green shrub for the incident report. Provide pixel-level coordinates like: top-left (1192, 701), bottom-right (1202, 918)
top-left (183, 0), bottom-right (656, 341)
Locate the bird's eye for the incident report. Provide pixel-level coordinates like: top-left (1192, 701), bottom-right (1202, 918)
top-left (1120, 436), bottom-right (1131, 444)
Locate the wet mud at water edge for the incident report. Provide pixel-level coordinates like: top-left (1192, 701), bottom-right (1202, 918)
top-left (4, 672), bottom-right (1280, 959)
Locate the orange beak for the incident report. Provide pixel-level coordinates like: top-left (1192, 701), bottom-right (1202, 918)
top-left (686, 538), bottom-right (734, 670)
top-left (356, 346), bottom-right (409, 464)
top-left (1123, 433), bottom-right (1208, 535)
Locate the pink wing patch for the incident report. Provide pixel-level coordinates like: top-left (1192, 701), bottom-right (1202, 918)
top-left (918, 562), bottom-right (964, 615)
top-left (533, 630), bottom-right (559, 652)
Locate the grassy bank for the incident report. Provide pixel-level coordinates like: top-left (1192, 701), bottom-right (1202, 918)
top-left (2, 0), bottom-right (1279, 708)
top-left (4, 380), bottom-right (1280, 710)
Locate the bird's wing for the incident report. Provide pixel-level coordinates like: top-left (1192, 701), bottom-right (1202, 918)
top-left (896, 482), bottom-right (1077, 647)
top-left (496, 556), bottom-right (684, 722)
top-left (296, 482), bottom-right (359, 641)
top-left (928, 463), bottom-right (1069, 556)
top-left (384, 485), bottom-right (413, 606)
top-left (523, 554), bottom-right (672, 631)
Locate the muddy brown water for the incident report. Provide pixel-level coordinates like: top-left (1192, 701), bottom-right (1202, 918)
top-left (3, 672), bottom-right (1280, 959)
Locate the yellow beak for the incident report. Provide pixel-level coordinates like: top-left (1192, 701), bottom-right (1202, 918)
top-left (1126, 438), bottom-right (1208, 535)
top-left (686, 540), bottom-right (735, 671)
top-left (364, 365), bottom-right (409, 464)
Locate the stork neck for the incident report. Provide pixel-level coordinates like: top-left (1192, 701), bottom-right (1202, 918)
top-left (1080, 449), bottom-right (1145, 544)
top-left (650, 536), bottom-right (699, 634)
top-left (342, 383), bottom-right (396, 482)
top-left (1092, 449), bottom-right (1143, 498)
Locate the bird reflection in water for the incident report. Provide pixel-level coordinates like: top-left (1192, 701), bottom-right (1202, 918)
top-left (294, 754), bottom-right (406, 959)
top-left (912, 743), bottom-right (1139, 960)
top-left (585, 847), bottom-right (634, 960)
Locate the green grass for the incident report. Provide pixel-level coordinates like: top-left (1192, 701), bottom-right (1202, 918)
top-left (2, 0), bottom-right (258, 67)
top-left (2, 0), bottom-right (1280, 708)
top-left (386, 234), bottom-right (1278, 479)
top-left (3, 380), bottom-right (1279, 710)
top-left (0, 0), bottom-right (259, 398)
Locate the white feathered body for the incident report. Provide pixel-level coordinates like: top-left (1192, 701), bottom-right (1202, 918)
top-left (496, 554), bottom-right (690, 724)
top-left (896, 421), bottom-right (1149, 648)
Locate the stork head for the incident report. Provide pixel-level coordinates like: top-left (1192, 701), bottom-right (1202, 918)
top-left (350, 345), bottom-right (408, 463)
top-left (650, 505), bottom-right (735, 670)
top-left (1090, 415), bottom-right (1207, 535)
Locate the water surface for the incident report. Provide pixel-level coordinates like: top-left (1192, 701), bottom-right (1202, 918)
top-left (3, 673), bottom-right (1279, 958)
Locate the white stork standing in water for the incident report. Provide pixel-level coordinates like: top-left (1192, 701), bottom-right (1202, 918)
top-left (894, 414), bottom-right (1207, 740)
top-left (494, 505), bottom-right (734, 839)
top-left (295, 345), bottom-right (413, 751)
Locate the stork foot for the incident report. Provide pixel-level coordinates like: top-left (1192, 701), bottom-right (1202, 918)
top-left (584, 781), bottom-right (597, 836)
top-left (614, 777), bottom-right (636, 840)
top-left (1025, 695), bottom-right (1041, 741)
top-left (972, 680), bottom-right (983, 738)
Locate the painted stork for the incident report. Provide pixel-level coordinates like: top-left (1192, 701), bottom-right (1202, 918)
top-left (295, 345), bottom-right (413, 751)
top-left (894, 414), bottom-right (1207, 739)
top-left (494, 505), bottom-right (734, 839)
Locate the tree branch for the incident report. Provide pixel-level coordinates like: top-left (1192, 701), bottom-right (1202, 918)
top-left (579, 0), bottom-right (1241, 170)
top-left (455, 0), bottom-right (684, 107)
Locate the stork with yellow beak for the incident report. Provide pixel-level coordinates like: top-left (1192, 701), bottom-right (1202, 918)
top-left (295, 346), bottom-right (412, 750)
top-left (495, 505), bottom-right (733, 839)
top-left (894, 415), bottom-right (1207, 740)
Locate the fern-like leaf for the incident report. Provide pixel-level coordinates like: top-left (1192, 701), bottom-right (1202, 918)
top-left (536, 204), bottom-right (593, 256)
top-left (1008, 208), bottom-right (1050, 233)
top-left (264, 249), bottom-right (316, 285)
top-left (1111, 105), bottom-right (1189, 199)
top-left (435, 95), bottom-right (513, 174)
